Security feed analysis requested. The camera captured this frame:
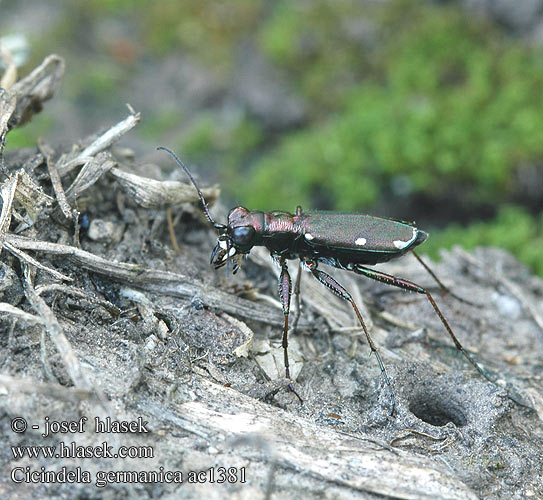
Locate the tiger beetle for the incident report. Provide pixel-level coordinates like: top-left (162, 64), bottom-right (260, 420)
top-left (158, 146), bottom-right (489, 415)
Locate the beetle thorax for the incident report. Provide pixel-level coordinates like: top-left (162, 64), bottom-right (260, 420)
top-left (264, 211), bottom-right (298, 234)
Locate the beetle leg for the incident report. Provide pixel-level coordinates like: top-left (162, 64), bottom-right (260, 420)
top-left (291, 260), bottom-right (303, 334)
top-left (278, 257), bottom-right (303, 403)
top-left (353, 264), bottom-right (490, 382)
top-left (306, 260), bottom-right (394, 415)
top-left (412, 251), bottom-right (480, 307)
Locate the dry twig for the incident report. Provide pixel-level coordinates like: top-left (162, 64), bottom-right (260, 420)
top-left (0, 54), bottom-right (64, 138)
top-left (0, 173), bottom-right (18, 251)
top-left (0, 41), bottom-right (18, 90)
top-left (38, 138), bottom-right (72, 219)
top-left (56, 107), bottom-right (140, 177)
top-left (140, 378), bottom-right (479, 500)
top-left (22, 264), bottom-right (89, 389)
top-left (110, 167), bottom-right (220, 209)
top-left (6, 233), bottom-right (312, 329)
top-left (0, 374), bottom-right (95, 402)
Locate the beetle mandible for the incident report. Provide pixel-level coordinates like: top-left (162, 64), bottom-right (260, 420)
top-left (158, 146), bottom-right (487, 413)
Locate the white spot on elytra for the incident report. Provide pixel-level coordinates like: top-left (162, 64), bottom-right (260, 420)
top-left (219, 239), bottom-right (228, 249)
top-left (304, 233), bottom-right (314, 241)
top-left (393, 239), bottom-right (409, 249)
top-left (393, 229), bottom-right (417, 249)
top-left (355, 237), bottom-right (367, 246)
top-left (228, 247), bottom-right (236, 257)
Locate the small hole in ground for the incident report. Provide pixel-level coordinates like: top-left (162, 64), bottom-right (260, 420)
top-left (409, 391), bottom-right (468, 427)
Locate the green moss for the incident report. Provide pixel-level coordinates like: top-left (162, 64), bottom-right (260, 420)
top-left (138, 110), bottom-right (183, 141)
top-left (259, 0), bottom-right (375, 105)
top-left (85, 0), bottom-right (148, 12)
top-left (259, 2), bottom-right (301, 63)
top-left (84, 66), bottom-right (119, 96)
top-left (241, 2), bottom-right (543, 212)
top-left (143, 0), bottom-right (263, 67)
top-left (423, 206), bottom-right (543, 276)
top-left (5, 129), bottom-right (36, 149)
top-left (179, 113), bottom-right (262, 176)
top-left (180, 115), bottom-right (217, 159)
top-left (4, 115), bottom-right (56, 149)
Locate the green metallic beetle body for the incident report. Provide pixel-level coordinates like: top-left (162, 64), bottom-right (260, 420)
top-left (158, 146), bottom-right (491, 415)
top-left (212, 206), bottom-right (428, 269)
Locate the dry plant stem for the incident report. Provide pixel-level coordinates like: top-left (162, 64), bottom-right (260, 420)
top-left (36, 283), bottom-right (121, 317)
top-left (1, 54), bottom-right (64, 135)
top-left (9, 170), bottom-right (54, 220)
top-left (56, 156), bottom-right (93, 178)
top-left (0, 302), bottom-right (45, 324)
top-left (0, 90), bottom-right (16, 153)
top-left (0, 173), bottom-right (18, 252)
top-left (65, 154), bottom-right (116, 201)
top-left (57, 108), bottom-right (140, 177)
top-left (22, 264), bottom-right (89, 390)
top-left (73, 211), bottom-right (81, 248)
top-left (39, 316), bottom-right (55, 381)
top-left (0, 374), bottom-right (95, 402)
top-left (74, 105), bottom-right (140, 158)
top-left (6, 234), bottom-right (311, 328)
top-left (167, 207), bottom-right (181, 252)
top-left (0, 42), bottom-right (17, 89)
top-left (3, 240), bottom-right (72, 281)
top-left (139, 378), bottom-right (479, 500)
top-left (38, 138), bottom-right (72, 219)
top-left (110, 167), bottom-right (220, 209)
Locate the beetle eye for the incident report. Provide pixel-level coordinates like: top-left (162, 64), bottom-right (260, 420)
top-left (231, 226), bottom-right (255, 246)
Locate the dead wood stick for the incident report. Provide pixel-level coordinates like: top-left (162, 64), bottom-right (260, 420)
top-left (0, 374), bottom-right (95, 402)
top-left (65, 154), bottom-right (116, 201)
top-left (0, 302), bottom-right (45, 324)
top-left (0, 41), bottom-right (17, 89)
top-left (110, 167), bottom-right (220, 208)
top-left (0, 173), bottom-right (18, 253)
top-left (22, 264), bottom-right (90, 389)
top-left (57, 108), bottom-right (140, 177)
top-left (5, 54), bottom-right (64, 130)
top-left (6, 233), bottom-right (311, 328)
top-left (36, 283), bottom-right (121, 316)
top-left (140, 378), bottom-right (479, 500)
top-left (38, 138), bottom-right (72, 218)
top-left (0, 89), bottom-right (16, 153)
top-left (3, 240), bottom-right (72, 281)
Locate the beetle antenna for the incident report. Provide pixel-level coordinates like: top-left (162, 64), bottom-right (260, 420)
top-left (157, 146), bottom-right (225, 230)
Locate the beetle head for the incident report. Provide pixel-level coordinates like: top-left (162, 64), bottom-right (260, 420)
top-left (210, 206), bottom-right (263, 273)
top-left (157, 148), bottom-right (263, 274)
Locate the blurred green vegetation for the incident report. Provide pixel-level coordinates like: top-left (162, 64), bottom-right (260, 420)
top-left (259, 1), bottom-right (375, 105)
top-left (139, 110), bottom-right (184, 141)
top-left (241, 3), bottom-right (543, 211)
top-left (423, 206), bottom-right (542, 275)
top-left (138, 0), bottom-right (262, 70)
top-left (179, 114), bottom-right (262, 172)
top-left (6, 115), bottom-right (56, 148)
top-left (5, 0), bottom-right (542, 274)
